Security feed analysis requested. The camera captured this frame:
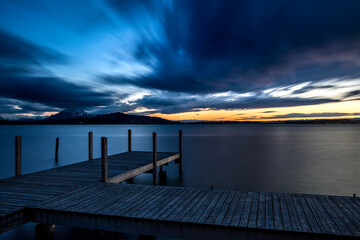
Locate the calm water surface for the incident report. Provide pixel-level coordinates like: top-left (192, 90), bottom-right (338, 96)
top-left (1, 124), bottom-right (360, 239)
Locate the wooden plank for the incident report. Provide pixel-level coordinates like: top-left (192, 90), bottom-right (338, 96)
top-left (213, 191), bottom-right (235, 225)
top-left (158, 188), bottom-right (197, 220)
top-left (205, 191), bottom-right (231, 225)
top-left (188, 191), bottom-right (218, 223)
top-left (305, 196), bottom-right (332, 234)
top-left (329, 196), bottom-right (360, 234)
top-left (152, 188), bottom-right (188, 220)
top-left (297, 194), bottom-right (321, 234)
top-left (265, 192), bottom-right (274, 230)
top-left (239, 192), bottom-right (253, 227)
top-left (181, 191), bottom-right (212, 223)
top-left (37, 183), bottom-right (105, 209)
top-left (171, 190), bottom-right (207, 222)
top-left (146, 188), bottom-right (186, 220)
top-left (338, 197), bottom-right (360, 222)
top-left (221, 191), bottom-right (241, 226)
top-left (318, 196), bottom-right (352, 236)
top-left (85, 184), bottom-right (140, 214)
top-left (136, 188), bottom-right (181, 219)
top-left (55, 184), bottom-right (117, 212)
top-left (98, 186), bottom-right (154, 215)
top-left (324, 196), bottom-right (360, 235)
top-left (166, 189), bottom-right (202, 221)
top-left (272, 193), bottom-right (283, 231)
top-left (292, 194), bottom-right (312, 233)
top-left (119, 187), bottom-right (169, 216)
top-left (230, 193), bottom-right (248, 227)
top-left (248, 192), bottom-right (259, 228)
top-left (256, 192), bottom-right (265, 229)
top-left (279, 193), bottom-right (291, 231)
top-left (197, 191), bottom-right (224, 224)
top-left (311, 196), bottom-right (342, 236)
top-left (284, 193), bottom-right (302, 232)
top-left (72, 184), bottom-right (132, 213)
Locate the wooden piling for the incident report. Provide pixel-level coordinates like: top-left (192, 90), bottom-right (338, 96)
top-left (101, 137), bottom-right (108, 182)
top-left (139, 235), bottom-right (156, 240)
top-left (128, 129), bottom-right (132, 152)
top-left (179, 130), bottom-right (183, 175)
top-left (159, 170), bottom-right (167, 185)
top-left (152, 132), bottom-right (157, 185)
top-left (35, 223), bottom-right (55, 240)
top-left (88, 131), bottom-right (93, 160)
top-left (55, 137), bottom-right (59, 162)
top-left (15, 136), bottom-right (22, 176)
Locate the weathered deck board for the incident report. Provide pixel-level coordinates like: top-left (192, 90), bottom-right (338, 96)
top-left (0, 149), bottom-right (359, 238)
top-left (0, 151), bottom-right (179, 233)
top-left (27, 183), bottom-right (360, 238)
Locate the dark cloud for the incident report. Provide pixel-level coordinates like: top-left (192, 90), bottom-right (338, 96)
top-left (126, 92), bottom-right (338, 114)
top-left (0, 29), bottom-right (68, 64)
top-left (0, 74), bottom-right (113, 109)
top-left (0, 97), bottom-right (58, 115)
top-left (0, 30), bottom-right (113, 112)
top-left (345, 90), bottom-right (360, 98)
top-left (105, 0), bottom-right (360, 94)
top-left (2, 1), bottom-right (360, 116)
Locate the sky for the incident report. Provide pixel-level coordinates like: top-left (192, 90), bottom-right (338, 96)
top-left (0, 0), bottom-right (360, 121)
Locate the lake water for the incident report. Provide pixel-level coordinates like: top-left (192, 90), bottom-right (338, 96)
top-left (1, 124), bottom-right (360, 239)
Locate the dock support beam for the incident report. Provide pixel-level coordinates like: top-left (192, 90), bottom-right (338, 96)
top-left (179, 130), bottom-right (183, 175)
top-left (101, 137), bottom-right (108, 182)
top-left (128, 129), bottom-right (132, 152)
top-left (99, 230), bottom-right (123, 240)
top-left (153, 132), bottom-right (157, 185)
top-left (15, 136), bottom-right (22, 176)
top-left (35, 223), bottom-right (55, 240)
top-left (159, 168), bottom-right (167, 185)
top-left (55, 137), bottom-right (59, 162)
top-left (89, 131), bottom-right (93, 160)
top-left (139, 235), bottom-right (156, 240)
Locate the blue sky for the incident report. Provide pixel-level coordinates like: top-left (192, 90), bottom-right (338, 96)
top-left (0, 0), bottom-right (360, 120)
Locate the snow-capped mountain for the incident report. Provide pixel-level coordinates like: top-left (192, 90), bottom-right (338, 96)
top-left (46, 109), bottom-right (92, 120)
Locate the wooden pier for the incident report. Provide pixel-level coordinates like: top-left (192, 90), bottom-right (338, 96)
top-left (0, 130), bottom-right (360, 239)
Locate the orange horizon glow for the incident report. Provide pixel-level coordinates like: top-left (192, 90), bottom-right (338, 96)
top-left (147, 100), bottom-right (360, 122)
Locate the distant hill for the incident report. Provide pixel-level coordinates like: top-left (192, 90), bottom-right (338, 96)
top-left (28, 109), bottom-right (175, 124)
top-left (85, 112), bottom-right (173, 124)
top-left (46, 109), bottom-right (92, 121)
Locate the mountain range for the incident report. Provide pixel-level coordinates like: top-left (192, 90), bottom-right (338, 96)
top-left (0, 109), bottom-right (359, 124)
top-left (0, 109), bottom-right (175, 124)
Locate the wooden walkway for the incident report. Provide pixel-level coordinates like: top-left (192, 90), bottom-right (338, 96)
top-left (0, 151), bottom-right (179, 233)
top-left (29, 183), bottom-right (360, 239)
top-left (0, 130), bottom-right (359, 238)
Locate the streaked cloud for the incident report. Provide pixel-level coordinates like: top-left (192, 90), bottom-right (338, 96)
top-left (1, 0), bottom-right (360, 119)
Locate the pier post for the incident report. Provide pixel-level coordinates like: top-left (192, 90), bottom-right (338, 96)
top-left (89, 131), bottom-right (93, 160)
top-left (99, 230), bottom-right (123, 240)
top-left (35, 223), bottom-right (55, 240)
top-left (153, 132), bottom-right (157, 185)
top-left (179, 130), bottom-right (183, 175)
top-left (139, 235), bottom-right (156, 240)
top-left (159, 167), bottom-right (167, 185)
top-left (15, 136), bottom-right (22, 176)
top-left (55, 137), bottom-right (59, 162)
top-left (101, 137), bottom-right (108, 182)
top-left (128, 129), bottom-right (132, 152)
